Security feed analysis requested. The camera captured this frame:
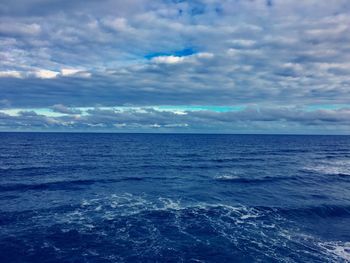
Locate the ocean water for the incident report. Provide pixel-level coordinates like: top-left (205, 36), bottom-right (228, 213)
top-left (0, 133), bottom-right (350, 263)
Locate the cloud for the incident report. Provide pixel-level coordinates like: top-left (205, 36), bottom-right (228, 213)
top-left (60, 68), bottom-right (91, 78)
top-left (51, 104), bottom-right (82, 115)
top-left (102, 17), bottom-right (133, 32)
top-left (151, 55), bottom-right (185, 64)
top-left (150, 52), bottom-right (213, 64)
top-left (0, 22), bottom-right (41, 36)
top-left (61, 68), bottom-right (82, 76)
top-left (0, 70), bottom-right (22, 78)
top-left (1, 106), bottom-right (350, 134)
top-left (0, 0), bottom-right (350, 132)
top-left (0, 99), bottom-right (10, 108)
top-left (34, 69), bottom-right (59, 79)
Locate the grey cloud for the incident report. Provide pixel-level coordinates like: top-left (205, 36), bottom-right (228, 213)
top-left (0, 22), bottom-right (41, 36)
top-left (0, 0), bottom-right (350, 133)
top-left (51, 104), bottom-right (82, 114)
top-left (1, 107), bottom-right (350, 134)
top-left (0, 110), bottom-right (61, 129)
top-left (0, 99), bottom-right (11, 108)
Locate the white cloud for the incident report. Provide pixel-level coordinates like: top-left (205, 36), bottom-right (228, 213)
top-left (150, 123), bottom-right (161, 128)
top-left (0, 70), bottom-right (22, 78)
top-left (61, 68), bottom-right (91, 78)
top-left (151, 53), bottom-right (214, 64)
top-left (195, 52), bottom-right (214, 59)
top-left (34, 70), bottom-right (59, 79)
top-left (61, 68), bottom-right (81, 76)
top-left (151, 56), bottom-right (185, 64)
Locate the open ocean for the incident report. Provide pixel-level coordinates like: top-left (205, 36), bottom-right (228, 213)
top-left (0, 133), bottom-right (350, 263)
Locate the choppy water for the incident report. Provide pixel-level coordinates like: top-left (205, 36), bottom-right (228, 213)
top-left (1, 133), bottom-right (350, 262)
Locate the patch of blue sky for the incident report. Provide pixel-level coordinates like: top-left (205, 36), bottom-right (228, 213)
top-left (156, 105), bottom-right (246, 112)
top-left (144, 48), bottom-right (197, 60)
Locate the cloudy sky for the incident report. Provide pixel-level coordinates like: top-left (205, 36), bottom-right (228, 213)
top-left (0, 0), bottom-right (350, 134)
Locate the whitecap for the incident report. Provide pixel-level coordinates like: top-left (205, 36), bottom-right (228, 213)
top-left (159, 197), bottom-right (181, 210)
top-left (319, 241), bottom-right (350, 261)
top-left (214, 174), bottom-right (241, 181)
top-left (305, 160), bottom-right (350, 176)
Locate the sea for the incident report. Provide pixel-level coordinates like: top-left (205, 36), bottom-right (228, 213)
top-left (0, 133), bottom-right (350, 262)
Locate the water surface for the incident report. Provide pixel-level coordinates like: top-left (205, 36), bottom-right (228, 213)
top-left (1, 133), bottom-right (350, 262)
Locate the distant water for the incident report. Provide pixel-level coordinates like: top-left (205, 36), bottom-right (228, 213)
top-left (1, 133), bottom-right (350, 262)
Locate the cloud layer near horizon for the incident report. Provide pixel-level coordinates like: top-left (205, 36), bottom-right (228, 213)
top-left (1, 106), bottom-right (350, 134)
top-left (0, 0), bottom-right (350, 133)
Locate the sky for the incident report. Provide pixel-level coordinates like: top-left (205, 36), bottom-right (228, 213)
top-left (0, 0), bottom-right (350, 134)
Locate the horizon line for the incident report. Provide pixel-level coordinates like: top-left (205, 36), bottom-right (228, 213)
top-left (0, 131), bottom-right (349, 136)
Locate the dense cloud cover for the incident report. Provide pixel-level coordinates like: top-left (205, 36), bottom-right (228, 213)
top-left (0, 0), bottom-right (349, 133)
top-left (1, 106), bottom-right (350, 134)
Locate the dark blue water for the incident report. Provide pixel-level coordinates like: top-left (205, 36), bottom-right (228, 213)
top-left (1, 133), bottom-right (350, 262)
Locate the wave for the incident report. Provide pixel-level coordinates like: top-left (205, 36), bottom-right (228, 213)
top-left (0, 177), bottom-right (150, 192)
top-left (0, 164), bottom-right (98, 177)
top-left (214, 174), bottom-right (294, 183)
top-left (304, 160), bottom-right (350, 177)
top-left (209, 157), bottom-right (266, 163)
top-left (275, 204), bottom-right (350, 218)
top-left (0, 179), bottom-right (99, 192)
top-left (134, 163), bottom-right (240, 169)
top-left (319, 241), bottom-right (350, 262)
top-left (0, 165), bottom-right (51, 172)
top-left (46, 194), bottom-right (350, 226)
top-left (1, 193), bottom-right (349, 262)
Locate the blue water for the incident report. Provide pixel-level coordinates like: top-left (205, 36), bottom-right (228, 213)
top-left (1, 133), bottom-right (350, 262)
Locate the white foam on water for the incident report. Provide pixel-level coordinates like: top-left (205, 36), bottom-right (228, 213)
top-left (159, 197), bottom-right (182, 210)
top-left (95, 205), bottom-right (102, 211)
top-left (33, 193), bottom-right (348, 262)
top-left (86, 249), bottom-right (99, 256)
top-left (83, 223), bottom-right (95, 229)
top-left (319, 241), bottom-right (350, 261)
top-left (214, 174), bottom-right (241, 181)
top-left (305, 159), bottom-right (350, 176)
top-left (189, 259), bottom-right (206, 263)
top-left (240, 213), bottom-right (260, 220)
top-left (81, 200), bottom-right (90, 207)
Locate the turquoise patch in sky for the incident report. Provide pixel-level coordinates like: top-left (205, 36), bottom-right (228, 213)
top-left (157, 105), bottom-right (245, 112)
top-left (305, 104), bottom-right (350, 111)
top-left (0, 105), bottom-right (245, 117)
